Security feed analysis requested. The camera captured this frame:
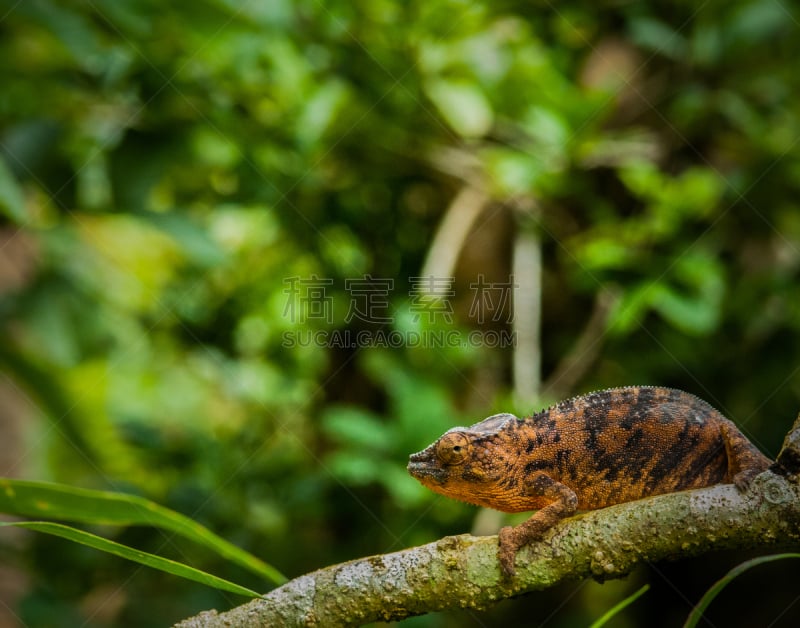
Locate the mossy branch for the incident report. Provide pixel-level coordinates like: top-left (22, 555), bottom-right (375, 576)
top-left (175, 416), bottom-right (800, 628)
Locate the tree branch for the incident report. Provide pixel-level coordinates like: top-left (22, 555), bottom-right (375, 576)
top-left (176, 464), bottom-right (800, 626)
top-left (420, 184), bottom-right (489, 282)
top-left (512, 222), bottom-right (542, 406)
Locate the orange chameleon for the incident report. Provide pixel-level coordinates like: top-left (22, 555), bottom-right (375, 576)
top-left (408, 386), bottom-right (771, 576)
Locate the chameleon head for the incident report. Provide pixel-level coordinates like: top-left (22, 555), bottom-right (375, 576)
top-left (407, 413), bottom-right (520, 509)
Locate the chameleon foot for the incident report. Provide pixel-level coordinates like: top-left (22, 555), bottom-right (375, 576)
top-left (498, 526), bottom-right (521, 577)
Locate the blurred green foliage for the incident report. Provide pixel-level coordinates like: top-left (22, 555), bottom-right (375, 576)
top-left (1, 0), bottom-right (800, 626)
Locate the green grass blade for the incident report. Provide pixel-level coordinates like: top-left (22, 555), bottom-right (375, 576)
top-left (684, 553), bottom-right (800, 628)
top-left (0, 478), bottom-right (286, 586)
top-left (0, 521), bottom-right (260, 598)
top-left (590, 584), bottom-right (650, 628)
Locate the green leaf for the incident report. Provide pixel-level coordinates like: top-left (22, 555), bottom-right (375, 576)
top-left (326, 452), bottom-right (383, 484)
top-left (0, 157), bottom-right (26, 222)
top-left (21, 1), bottom-right (108, 73)
top-left (139, 211), bottom-right (227, 268)
top-left (0, 521), bottom-right (259, 598)
top-left (483, 147), bottom-right (545, 196)
top-left (652, 253), bottom-right (725, 335)
top-left (297, 80), bottom-right (350, 148)
top-left (191, 127), bottom-right (241, 169)
top-left (673, 168), bottom-right (724, 214)
top-left (684, 553), bottom-right (800, 628)
top-left (608, 285), bottom-right (651, 335)
top-left (425, 78), bottom-right (494, 138)
top-left (0, 478), bottom-right (286, 586)
top-left (322, 406), bottom-right (394, 451)
top-left (629, 17), bottom-right (688, 60)
top-left (608, 252), bottom-right (724, 336)
top-left (522, 106), bottom-right (569, 158)
top-left (650, 283), bottom-right (719, 335)
top-left (729, 0), bottom-right (790, 44)
top-left (590, 584), bottom-right (650, 628)
top-left (618, 162), bottom-right (663, 200)
top-left (577, 238), bottom-right (638, 271)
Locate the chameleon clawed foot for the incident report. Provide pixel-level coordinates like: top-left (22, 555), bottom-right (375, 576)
top-left (733, 468), bottom-right (761, 492)
top-left (496, 489), bottom-right (575, 578)
top-left (498, 526), bottom-right (520, 577)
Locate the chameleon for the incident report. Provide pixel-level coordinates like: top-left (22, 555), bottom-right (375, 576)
top-left (407, 386), bottom-right (772, 576)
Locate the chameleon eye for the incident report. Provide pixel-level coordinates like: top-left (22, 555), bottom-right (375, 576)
top-left (435, 432), bottom-right (470, 465)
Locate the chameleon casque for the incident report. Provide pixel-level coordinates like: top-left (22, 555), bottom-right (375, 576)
top-left (407, 386), bottom-right (771, 576)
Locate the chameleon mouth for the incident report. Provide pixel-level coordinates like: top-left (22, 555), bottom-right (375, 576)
top-left (407, 451), bottom-right (446, 483)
